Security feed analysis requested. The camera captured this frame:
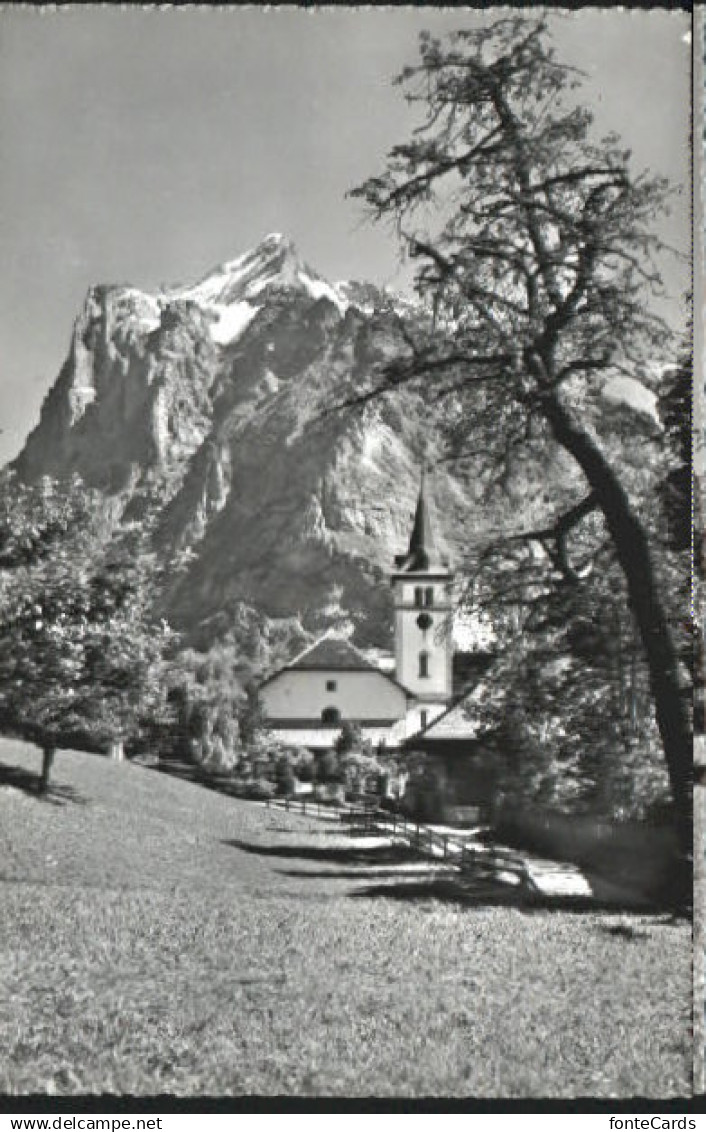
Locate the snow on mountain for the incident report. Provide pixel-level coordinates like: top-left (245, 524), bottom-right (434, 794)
top-left (208, 301), bottom-right (257, 346)
top-left (164, 233), bottom-right (356, 346)
top-left (297, 271), bottom-right (349, 314)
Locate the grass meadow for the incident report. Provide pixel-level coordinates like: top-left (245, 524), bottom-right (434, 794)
top-left (0, 739), bottom-right (692, 1098)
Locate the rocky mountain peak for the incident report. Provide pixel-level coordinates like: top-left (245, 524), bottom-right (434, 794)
top-left (168, 233), bottom-right (351, 344)
top-left (10, 234), bottom-right (476, 655)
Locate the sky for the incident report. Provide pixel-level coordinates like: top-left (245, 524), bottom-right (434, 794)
top-left (0, 6), bottom-right (692, 467)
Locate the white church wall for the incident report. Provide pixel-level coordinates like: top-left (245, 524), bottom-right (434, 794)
top-left (261, 668), bottom-right (408, 722)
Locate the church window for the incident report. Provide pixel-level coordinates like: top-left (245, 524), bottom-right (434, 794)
top-left (414, 587), bottom-right (424, 608)
top-left (420, 710), bottom-right (428, 729)
top-left (424, 586), bottom-right (434, 606)
top-left (326, 680), bottom-right (337, 692)
top-left (321, 706), bottom-right (341, 724)
top-left (419, 651), bottom-right (430, 678)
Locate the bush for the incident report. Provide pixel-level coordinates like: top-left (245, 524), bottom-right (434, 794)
top-left (316, 749), bottom-right (343, 784)
top-left (400, 751), bottom-right (447, 823)
top-left (314, 782), bottom-right (347, 805)
top-left (276, 769), bottom-right (297, 797)
top-left (243, 779), bottom-right (276, 801)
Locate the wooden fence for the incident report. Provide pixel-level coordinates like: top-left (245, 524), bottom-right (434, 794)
top-left (267, 794), bottom-right (536, 892)
top-left (265, 795), bottom-right (331, 818)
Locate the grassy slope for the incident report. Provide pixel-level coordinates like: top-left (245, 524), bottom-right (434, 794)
top-left (0, 740), bottom-right (691, 1099)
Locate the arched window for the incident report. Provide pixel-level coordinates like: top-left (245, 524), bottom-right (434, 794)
top-left (321, 706), bottom-right (341, 724)
top-left (424, 586), bottom-right (434, 607)
top-left (419, 651), bottom-right (430, 679)
top-left (414, 586), bottom-right (424, 608)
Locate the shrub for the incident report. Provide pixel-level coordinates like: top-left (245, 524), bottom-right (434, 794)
top-left (316, 749), bottom-right (343, 784)
top-left (243, 778), bottom-right (276, 801)
top-left (275, 763), bottom-right (297, 797)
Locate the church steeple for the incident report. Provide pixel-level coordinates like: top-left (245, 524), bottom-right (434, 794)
top-left (390, 470), bottom-right (454, 715)
top-left (395, 470), bottom-right (445, 573)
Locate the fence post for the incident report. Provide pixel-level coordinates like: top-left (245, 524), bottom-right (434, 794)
top-left (442, 835), bottom-right (448, 860)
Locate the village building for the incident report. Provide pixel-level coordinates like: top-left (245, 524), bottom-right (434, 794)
top-left (260, 476), bottom-right (476, 753)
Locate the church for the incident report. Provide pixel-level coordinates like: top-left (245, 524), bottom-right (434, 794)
top-left (259, 476), bottom-right (461, 751)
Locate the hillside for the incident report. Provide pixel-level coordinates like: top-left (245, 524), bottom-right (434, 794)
top-left (0, 739), bottom-right (691, 1097)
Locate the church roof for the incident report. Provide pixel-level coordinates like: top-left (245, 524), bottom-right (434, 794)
top-left (394, 473), bottom-right (451, 574)
top-left (288, 636), bottom-right (378, 671)
top-left (260, 634), bottom-right (416, 697)
top-left (407, 693), bottom-right (481, 743)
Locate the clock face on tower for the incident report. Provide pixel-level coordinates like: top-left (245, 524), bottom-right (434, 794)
top-left (416, 612), bottom-right (433, 632)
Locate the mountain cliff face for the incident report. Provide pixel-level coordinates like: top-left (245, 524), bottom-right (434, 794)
top-left (13, 234), bottom-right (484, 655)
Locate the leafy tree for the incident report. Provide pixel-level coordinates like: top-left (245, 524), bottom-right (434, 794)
top-left (400, 749), bottom-right (447, 822)
top-left (339, 750), bottom-right (383, 794)
top-left (334, 719), bottom-right (364, 757)
top-left (274, 752), bottom-right (298, 797)
top-left (317, 748), bottom-right (344, 785)
top-left (165, 643), bottom-right (248, 769)
top-left (477, 549), bottom-right (672, 819)
top-left (0, 476), bottom-right (174, 790)
top-left (350, 17), bottom-right (691, 844)
top-left (238, 680), bottom-right (269, 749)
top-left (0, 472), bottom-right (97, 569)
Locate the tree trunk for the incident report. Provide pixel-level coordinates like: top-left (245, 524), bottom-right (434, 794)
top-left (39, 743), bottom-right (56, 795)
top-left (109, 738), bottom-right (125, 762)
top-left (542, 392), bottom-right (692, 851)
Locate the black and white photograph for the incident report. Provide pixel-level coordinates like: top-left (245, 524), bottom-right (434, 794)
top-left (0, 3), bottom-right (696, 1105)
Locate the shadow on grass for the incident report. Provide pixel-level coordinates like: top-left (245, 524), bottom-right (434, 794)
top-left (0, 760), bottom-right (87, 806)
top-left (223, 837), bottom-right (422, 866)
top-left (223, 838), bottom-right (675, 915)
top-left (349, 877), bottom-right (667, 914)
top-left (275, 866), bottom-right (448, 880)
top-left (595, 915), bottom-right (686, 937)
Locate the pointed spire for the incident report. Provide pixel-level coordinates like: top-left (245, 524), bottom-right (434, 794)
top-left (407, 469), bottom-right (435, 567)
top-left (393, 466), bottom-right (447, 573)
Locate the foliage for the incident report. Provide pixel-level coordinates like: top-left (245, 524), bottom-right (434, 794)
top-left (242, 778), bottom-right (277, 801)
top-left (657, 352), bottom-right (699, 730)
top-left (350, 16), bottom-right (691, 836)
top-left (0, 471), bottom-right (100, 569)
top-left (238, 681), bottom-right (269, 748)
top-left (473, 537), bottom-right (672, 818)
top-left (163, 643), bottom-right (252, 769)
top-left (274, 756), bottom-right (298, 797)
top-left (0, 475), bottom-right (175, 757)
top-left (339, 751), bottom-right (384, 794)
top-left (400, 748), bottom-right (448, 821)
top-left (334, 720), bottom-right (368, 757)
top-left (316, 748), bottom-right (344, 785)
